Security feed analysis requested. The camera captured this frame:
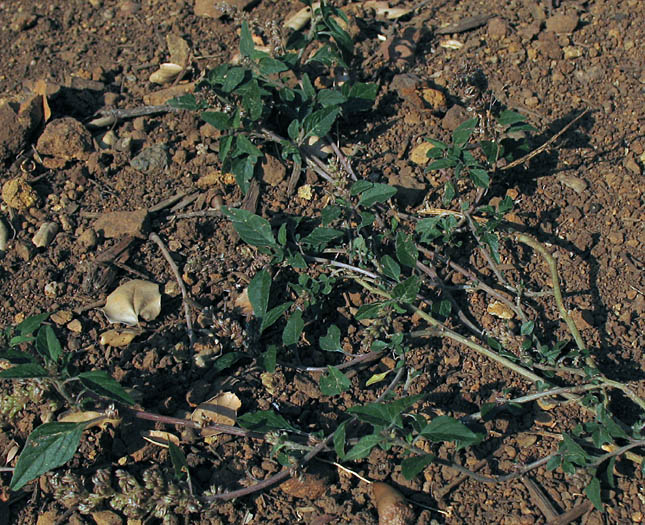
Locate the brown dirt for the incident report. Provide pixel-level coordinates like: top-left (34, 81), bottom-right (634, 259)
top-left (0, 0), bottom-right (644, 524)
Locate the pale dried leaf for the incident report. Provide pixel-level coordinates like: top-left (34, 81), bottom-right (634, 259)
top-left (149, 63), bottom-right (183, 85)
top-left (191, 392), bottom-right (241, 437)
top-left (99, 328), bottom-right (141, 347)
top-left (142, 430), bottom-right (181, 448)
top-left (103, 279), bottom-right (161, 326)
top-left (284, 3), bottom-right (319, 31)
top-left (58, 409), bottom-right (121, 430)
top-left (440, 39), bottom-right (464, 49)
top-left (363, 1), bottom-right (411, 19)
top-left (5, 443), bottom-right (19, 464)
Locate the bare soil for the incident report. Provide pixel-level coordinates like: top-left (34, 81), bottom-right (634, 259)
top-left (0, 0), bottom-right (643, 524)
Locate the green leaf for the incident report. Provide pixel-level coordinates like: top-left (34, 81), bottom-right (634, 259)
top-left (452, 117), bottom-right (478, 147)
top-left (319, 366), bottom-right (352, 396)
top-left (77, 371), bottom-right (134, 405)
top-left (239, 21), bottom-right (255, 58)
top-left (221, 66), bottom-right (246, 92)
top-left (262, 345), bottom-right (277, 373)
top-left (350, 180), bottom-right (372, 195)
top-left (380, 255), bottom-right (400, 282)
top-left (0, 348), bottom-right (35, 365)
top-left (16, 313), bottom-right (50, 336)
top-left (260, 302), bottom-right (293, 334)
top-left (520, 321), bottom-right (535, 336)
top-left (365, 370), bottom-right (391, 386)
top-left (469, 168), bottom-right (490, 188)
top-left (258, 57), bottom-right (288, 75)
top-left (321, 205), bottom-right (342, 225)
top-left (9, 335), bottom-right (35, 346)
top-left (308, 44), bottom-right (345, 67)
top-left (237, 410), bottom-right (299, 433)
top-left (300, 73), bottom-right (316, 101)
top-left (248, 270), bottom-right (271, 318)
top-left (302, 227), bottom-right (343, 247)
top-left (168, 441), bottom-right (188, 481)
top-left (442, 181), bottom-right (456, 205)
top-left (358, 183), bottom-right (397, 207)
top-left (395, 231), bottom-right (418, 268)
top-left (344, 82), bottom-right (378, 112)
top-left (287, 119), bottom-right (300, 142)
top-left (401, 454), bottom-right (435, 480)
top-left (168, 94), bottom-right (201, 110)
top-left (39, 325), bottom-right (63, 363)
top-left (219, 135), bottom-right (234, 162)
top-left (481, 232), bottom-right (500, 264)
top-left (391, 276), bottom-right (420, 304)
top-left (10, 422), bottom-right (86, 491)
top-left (303, 106), bottom-right (341, 138)
top-left (318, 89), bottom-right (347, 107)
top-left (355, 302), bottom-right (384, 320)
top-left (585, 477), bottom-right (603, 511)
top-left (235, 135), bottom-right (262, 158)
top-left (201, 111), bottom-right (230, 130)
top-left (497, 110), bottom-right (527, 127)
top-left (320, 325), bottom-right (343, 352)
top-left (0, 363), bottom-right (48, 379)
top-left (282, 310), bottom-right (304, 346)
top-left (348, 396), bottom-right (422, 429)
top-left (230, 156), bottom-right (256, 195)
top-left (480, 140), bottom-right (500, 164)
top-left (222, 208), bottom-right (277, 248)
top-left (420, 416), bottom-right (482, 445)
top-left (242, 79), bottom-right (264, 121)
top-left (333, 421), bottom-right (347, 459)
top-left (212, 352), bottom-right (245, 373)
top-left (344, 434), bottom-right (383, 461)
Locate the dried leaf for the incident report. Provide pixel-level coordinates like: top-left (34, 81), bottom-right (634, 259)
top-left (191, 392), bottom-right (241, 437)
top-left (235, 288), bottom-right (254, 317)
top-left (284, 3), bottom-right (319, 31)
top-left (487, 301), bottom-right (514, 319)
top-left (32, 79), bottom-right (52, 122)
top-left (149, 63), bottom-right (183, 85)
top-left (99, 328), bottom-right (141, 348)
top-left (166, 34), bottom-right (190, 67)
top-left (58, 410), bottom-right (121, 430)
top-left (440, 39), bottom-right (464, 49)
top-left (363, 1), bottom-right (411, 19)
top-left (142, 430), bottom-right (181, 448)
top-left (103, 280), bottom-right (161, 326)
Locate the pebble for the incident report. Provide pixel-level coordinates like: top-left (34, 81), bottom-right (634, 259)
top-left (0, 216), bottom-right (8, 251)
top-left (67, 319), bottom-right (83, 333)
top-left (93, 209), bottom-right (148, 238)
top-left (77, 228), bottom-right (97, 250)
top-left (36, 117), bottom-right (93, 161)
top-left (261, 154), bottom-right (287, 186)
top-left (50, 310), bottom-right (73, 325)
top-left (487, 17), bottom-right (509, 40)
top-left (2, 177), bottom-right (38, 210)
top-left (410, 142), bottom-right (435, 165)
top-left (546, 13), bottom-right (578, 34)
top-left (14, 240), bottom-right (33, 261)
top-left (32, 222), bottom-right (59, 248)
top-left (556, 174), bottom-right (587, 193)
top-left (130, 144), bottom-right (169, 173)
top-left (563, 46), bottom-right (582, 59)
top-left (442, 104), bottom-right (470, 131)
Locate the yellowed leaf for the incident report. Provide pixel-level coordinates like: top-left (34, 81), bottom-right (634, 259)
top-left (141, 430), bottom-right (181, 448)
top-left (166, 33), bottom-right (190, 67)
top-left (58, 410), bottom-right (121, 430)
top-left (487, 301), bottom-right (514, 319)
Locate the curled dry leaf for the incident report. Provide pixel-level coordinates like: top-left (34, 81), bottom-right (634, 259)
top-left (149, 63), bottom-right (184, 85)
top-left (99, 328), bottom-right (141, 348)
top-left (363, 1), bottom-right (411, 19)
top-left (103, 279), bottom-right (161, 326)
top-left (191, 392), bottom-right (241, 438)
top-left (372, 482), bottom-right (415, 525)
top-left (58, 410), bottom-right (121, 430)
top-left (142, 430), bottom-right (181, 448)
top-left (284, 3), bottom-right (318, 31)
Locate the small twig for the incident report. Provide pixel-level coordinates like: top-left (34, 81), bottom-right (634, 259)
top-left (500, 108), bottom-right (590, 172)
top-left (148, 190), bottom-right (190, 213)
top-left (522, 476), bottom-right (560, 521)
top-left (149, 232), bottom-right (196, 351)
top-left (87, 104), bottom-right (183, 127)
top-left (435, 13), bottom-right (494, 34)
top-left (279, 349), bottom-right (384, 372)
top-left (547, 500), bottom-right (593, 525)
top-left (327, 140), bottom-right (357, 181)
top-left (316, 458), bottom-right (372, 483)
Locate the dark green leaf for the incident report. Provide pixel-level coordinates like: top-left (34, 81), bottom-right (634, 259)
top-left (497, 110), bottom-right (527, 126)
top-left (358, 211), bottom-right (375, 230)
top-left (392, 276), bottom-right (420, 304)
top-left (219, 135), bottom-right (234, 162)
top-left (380, 255), bottom-right (400, 282)
top-left (560, 434), bottom-right (588, 466)
top-left (319, 366), bottom-right (352, 395)
top-left (300, 73), bottom-right (315, 101)
top-left (420, 416), bottom-right (481, 444)
top-left (261, 302), bottom-right (293, 334)
top-left (350, 180), bottom-right (372, 195)
top-left (262, 345), bottom-right (277, 373)
top-left (520, 321), bottom-right (535, 336)
top-left (318, 89), bottom-right (347, 107)
top-left (282, 310), bottom-right (304, 346)
top-left (481, 232), bottom-right (500, 264)
top-left (358, 183), bottom-right (397, 207)
top-left (442, 181), bottom-right (456, 205)
top-left (302, 227), bottom-right (343, 247)
top-left (237, 410), bottom-right (299, 433)
top-left (395, 231), bottom-right (418, 268)
top-left (480, 140), bottom-right (500, 164)
top-left (344, 434), bottom-right (383, 461)
top-left (426, 158), bottom-right (457, 170)
top-left (425, 138), bottom-right (447, 150)
top-left (239, 21), bottom-right (255, 58)
top-left (320, 325), bottom-right (343, 352)
top-left (221, 66), bottom-right (246, 92)
top-left (0, 348), bottom-right (35, 365)
top-left (303, 107), bottom-right (341, 138)
top-left (333, 421), bottom-right (347, 459)
top-left (401, 454), bottom-right (435, 480)
top-left (42, 325), bottom-right (63, 363)
top-left (10, 422), bottom-right (86, 491)
top-left (308, 44), bottom-right (345, 68)
top-left (16, 313), bottom-right (49, 336)
top-left (77, 371), bottom-right (134, 405)
top-left (355, 303), bottom-right (384, 321)
top-left (9, 335), bottom-right (35, 346)
top-left (242, 79), bottom-right (264, 121)
top-left (480, 402), bottom-right (497, 421)
top-left (248, 270), bottom-right (271, 318)
top-left (287, 119), bottom-right (300, 142)
top-left (348, 396), bottom-right (422, 429)
top-left (469, 168), bottom-right (490, 189)
top-left (212, 352), bottom-right (245, 373)
top-left (321, 205), bottom-right (342, 225)
top-left (585, 477), bottom-right (603, 511)
top-left (235, 135), bottom-right (262, 158)
top-left (258, 57), bottom-right (288, 75)
top-left (168, 441), bottom-right (188, 481)
top-left (222, 208), bottom-right (277, 248)
top-left (201, 111), bottom-right (231, 130)
top-left (168, 94), bottom-right (201, 110)
top-left (0, 363), bottom-right (48, 379)
top-left (452, 117), bottom-right (478, 147)
top-left (231, 156), bottom-right (256, 195)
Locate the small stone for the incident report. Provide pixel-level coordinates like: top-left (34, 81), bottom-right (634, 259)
top-left (410, 142), bottom-right (436, 165)
top-left (130, 144), bottom-right (169, 173)
top-left (280, 471), bottom-right (329, 499)
top-left (487, 301), bottom-right (514, 319)
top-left (607, 231), bottom-right (623, 245)
top-left (37, 117), bottom-right (92, 161)
top-left (546, 13), bottom-right (578, 34)
top-left (196, 172), bottom-right (221, 188)
top-left (504, 445), bottom-right (517, 459)
top-left (44, 281), bottom-right (62, 298)
top-left (164, 280), bottom-right (181, 297)
top-left (420, 88), bottom-right (447, 113)
top-left (2, 177), bottom-right (38, 210)
top-left (32, 222), bottom-right (59, 248)
top-left (570, 309), bottom-right (594, 330)
top-left (557, 174), bottom-right (587, 193)
top-left (99, 329), bottom-right (139, 347)
top-left (14, 240), bottom-right (33, 261)
top-left (91, 510), bottom-right (123, 525)
top-left (93, 209), bottom-right (148, 238)
top-left (516, 433), bottom-right (537, 448)
top-left (442, 105), bottom-right (470, 131)
top-left (51, 310), bottom-right (73, 325)
top-left (0, 216), bottom-right (9, 251)
top-left (67, 319), bottom-right (83, 333)
top-left (487, 17), bottom-right (509, 40)
top-left (194, 0), bottom-right (255, 17)
top-left (36, 511), bottom-right (59, 525)
top-left (77, 228), bottom-right (97, 250)
top-left (624, 154), bottom-right (641, 175)
top-left (563, 46), bottom-right (582, 59)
